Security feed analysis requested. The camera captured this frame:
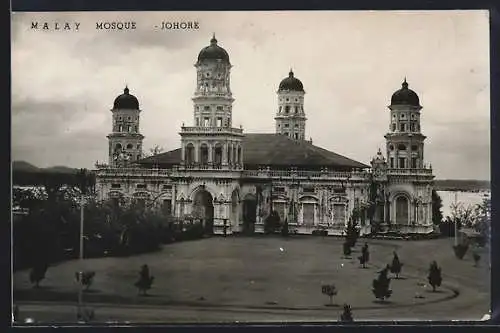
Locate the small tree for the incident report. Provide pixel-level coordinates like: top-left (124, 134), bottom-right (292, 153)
top-left (75, 271), bottom-right (95, 291)
top-left (432, 190), bottom-right (443, 225)
top-left (372, 266), bottom-right (392, 301)
top-left (427, 261), bottom-right (442, 292)
top-left (264, 211), bottom-right (280, 234)
top-left (345, 217), bottom-right (359, 248)
top-left (29, 261), bottom-right (48, 288)
top-left (473, 251), bottom-right (481, 267)
top-left (389, 252), bottom-right (403, 279)
top-left (453, 243), bottom-right (469, 260)
top-left (342, 241), bottom-right (352, 257)
top-left (340, 304), bottom-right (354, 322)
top-left (281, 218), bottom-right (289, 237)
top-left (321, 284), bottom-right (338, 306)
top-left (358, 243), bottom-right (369, 268)
top-left (135, 264), bottom-right (155, 296)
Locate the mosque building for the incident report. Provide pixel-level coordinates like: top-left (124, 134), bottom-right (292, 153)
top-left (94, 35), bottom-right (435, 236)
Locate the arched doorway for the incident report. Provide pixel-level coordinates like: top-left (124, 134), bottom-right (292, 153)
top-left (395, 195), bottom-right (409, 225)
top-left (192, 189), bottom-right (214, 234)
top-left (242, 194), bottom-right (257, 234)
top-left (231, 190), bottom-right (240, 231)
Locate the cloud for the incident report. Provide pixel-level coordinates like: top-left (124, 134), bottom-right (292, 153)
top-left (11, 10), bottom-right (490, 179)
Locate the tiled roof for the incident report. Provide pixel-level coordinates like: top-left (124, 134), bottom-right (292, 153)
top-left (136, 134), bottom-right (369, 170)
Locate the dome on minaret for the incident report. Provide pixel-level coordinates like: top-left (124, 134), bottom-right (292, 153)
top-left (197, 34), bottom-right (230, 64)
top-left (278, 69), bottom-right (304, 92)
top-left (390, 78), bottom-right (420, 107)
top-left (113, 86), bottom-right (139, 110)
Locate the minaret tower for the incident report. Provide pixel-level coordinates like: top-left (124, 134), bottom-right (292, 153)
top-left (275, 69), bottom-right (306, 140)
top-left (180, 35), bottom-right (244, 169)
top-left (107, 86), bottom-right (144, 167)
top-left (384, 78), bottom-right (426, 170)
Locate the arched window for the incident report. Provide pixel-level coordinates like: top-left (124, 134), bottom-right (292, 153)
top-left (214, 144), bottom-right (223, 166)
top-left (391, 123), bottom-right (396, 131)
top-left (285, 106), bottom-right (290, 113)
top-left (114, 143), bottom-right (122, 151)
top-left (185, 144), bottom-right (195, 165)
top-left (200, 144), bottom-right (209, 165)
top-left (237, 146), bottom-right (242, 165)
top-left (398, 143), bottom-right (407, 151)
top-left (227, 144), bottom-right (232, 164)
top-left (126, 143), bottom-right (133, 149)
top-left (233, 146), bottom-right (237, 165)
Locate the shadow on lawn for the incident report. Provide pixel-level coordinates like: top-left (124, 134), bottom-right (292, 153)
top-left (83, 289), bottom-right (101, 294)
top-left (373, 299), bottom-right (394, 305)
top-left (425, 289), bottom-right (446, 294)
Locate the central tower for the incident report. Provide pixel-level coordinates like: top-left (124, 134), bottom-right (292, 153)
top-left (385, 78), bottom-right (426, 170)
top-left (275, 69), bottom-right (306, 140)
top-left (180, 35), bottom-right (244, 169)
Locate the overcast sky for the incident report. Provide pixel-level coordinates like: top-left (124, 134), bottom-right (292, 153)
top-left (11, 11), bottom-right (490, 180)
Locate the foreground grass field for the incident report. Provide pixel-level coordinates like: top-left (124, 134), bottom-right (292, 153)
top-left (13, 235), bottom-right (490, 323)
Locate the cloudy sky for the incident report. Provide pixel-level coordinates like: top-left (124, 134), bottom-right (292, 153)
top-left (11, 11), bottom-right (490, 180)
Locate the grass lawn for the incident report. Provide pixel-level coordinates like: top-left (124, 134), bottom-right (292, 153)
top-left (13, 235), bottom-right (490, 322)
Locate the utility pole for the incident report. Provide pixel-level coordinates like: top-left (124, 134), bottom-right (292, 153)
top-left (77, 168), bottom-right (87, 322)
top-left (454, 192), bottom-right (458, 246)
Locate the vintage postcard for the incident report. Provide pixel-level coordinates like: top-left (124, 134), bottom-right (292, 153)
top-left (11, 11), bottom-right (491, 324)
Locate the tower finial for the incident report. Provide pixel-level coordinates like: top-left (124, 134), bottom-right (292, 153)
top-left (124, 84), bottom-right (129, 94)
top-left (289, 68), bottom-right (294, 77)
top-left (210, 33), bottom-right (217, 45)
top-left (402, 77), bottom-right (408, 89)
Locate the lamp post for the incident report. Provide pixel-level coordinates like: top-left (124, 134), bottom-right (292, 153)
top-left (77, 193), bottom-right (85, 320)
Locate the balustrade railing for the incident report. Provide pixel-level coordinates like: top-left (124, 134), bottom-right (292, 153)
top-left (242, 169), bottom-right (368, 180)
top-left (95, 168), bottom-right (174, 177)
top-left (386, 168), bottom-right (433, 176)
top-left (180, 126), bottom-right (243, 135)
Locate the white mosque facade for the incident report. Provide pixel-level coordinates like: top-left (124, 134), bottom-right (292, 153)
top-left (94, 36), bottom-right (435, 236)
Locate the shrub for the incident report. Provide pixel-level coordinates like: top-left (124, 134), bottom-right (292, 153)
top-left (359, 243), bottom-right (369, 268)
top-left (264, 211), bottom-right (281, 234)
top-left (343, 241), bottom-right (352, 257)
top-left (281, 219), bottom-right (289, 237)
top-left (135, 264), bottom-right (154, 296)
top-left (389, 252), bottom-right (403, 278)
top-left (473, 252), bottom-right (481, 267)
top-left (75, 271), bottom-right (95, 291)
top-left (340, 304), bottom-right (353, 322)
top-left (321, 284), bottom-right (338, 306)
top-left (427, 261), bottom-right (442, 292)
top-left (312, 229), bottom-right (328, 236)
top-left (345, 219), bottom-right (359, 248)
top-left (453, 243), bottom-right (469, 260)
top-left (29, 261), bottom-right (48, 288)
top-left (372, 266), bottom-right (392, 301)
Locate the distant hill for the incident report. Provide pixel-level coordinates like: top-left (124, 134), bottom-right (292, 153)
top-left (434, 179), bottom-right (490, 191)
top-left (12, 161), bottom-right (40, 172)
top-left (12, 161), bottom-right (78, 174)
